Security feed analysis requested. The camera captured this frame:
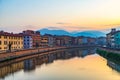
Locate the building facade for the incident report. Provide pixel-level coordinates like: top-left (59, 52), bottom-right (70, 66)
top-left (97, 37), bottom-right (106, 46)
top-left (106, 28), bottom-right (120, 49)
top-left (114, 32), bottom-right (120, 48)
top-left (41, 34), bottom-right (55, 47)
top-left (87, 37), bottom-right (97, 45)
top-left (55, 36), bottom-right (73, 46)
top-left (23, 34), bottom-right (33, 49)
top-left (0, 31), bottom-right (23, 51)
top-left (22, 30), bottom-right (41, 48)
top-left (75, 36), bottom-right (88, 45)
top-left (41, 35), bottom-right (49, 47)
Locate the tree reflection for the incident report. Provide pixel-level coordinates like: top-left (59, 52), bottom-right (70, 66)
top-left (107, 60), bottom-right (120, 72)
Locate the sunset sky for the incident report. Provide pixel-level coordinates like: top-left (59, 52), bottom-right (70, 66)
top-left (0, 0), bottom-right (120, 32)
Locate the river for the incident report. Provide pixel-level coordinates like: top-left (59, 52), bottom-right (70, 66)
top-left (0, 48), bottom-right (120, 80)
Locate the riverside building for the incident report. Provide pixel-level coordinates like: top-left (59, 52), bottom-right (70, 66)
top-left (22, 30), bottom-right (41, 48)
top-left (0, 31), bottom-right (23, 52)
top-left (106, 28), bottom-right (120, 49)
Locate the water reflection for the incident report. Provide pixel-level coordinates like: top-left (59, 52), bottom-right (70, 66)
top-left (24, 59), bottom-right (36, 72)
top-left (107, 61), bottom-right (120, 72)
top-left (98, 51), bottom-right (120, 73)
top-left (0, 48), bottom-right (96, 79)
top-left (0, 62), bottom-right (24, 78)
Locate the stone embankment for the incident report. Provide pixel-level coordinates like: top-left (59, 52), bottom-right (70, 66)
top-left (0, 45), bottom-right (98, 62)
top-left (0, 47), bottom-right (67, 62)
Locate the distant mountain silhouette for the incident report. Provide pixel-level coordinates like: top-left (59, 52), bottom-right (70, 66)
top-left (38, 28), bottom-right (71, 36)
top-left (38, 28), bottom-right (106, 37)
top-left (73, 31), bottom-right (106, 37)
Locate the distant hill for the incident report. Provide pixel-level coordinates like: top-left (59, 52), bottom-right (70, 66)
top-left (73, 31), bottom-right (106, 37)
top-left (37, 28), bottom-right (106, 37)
top-left (38, 28), bottom-right (71, 36)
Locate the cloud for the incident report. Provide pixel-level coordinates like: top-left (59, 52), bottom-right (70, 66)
top-left (102, 24), bottom-right (120, 27)
top-left (62, 26), bottom-right (98, 31)
top-left (46, 27), bottom-right (63, 30)
top-left (0, 26), bottom-right (24, 33)
top-left (0, 25), bottom-right (40, 33)
top-left (56, 22), bottom-right (71, 25)
top-left (67, 26), bottom-right (92, 29)
top-left (55, 22), bottom-right (97, 31)
top-left (47, 26), bottom-right (98, 32)
top-left (23, 25), bottom-right (38, 29)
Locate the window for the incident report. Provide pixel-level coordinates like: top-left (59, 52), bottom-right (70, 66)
top-left (14, 41), bottom-right (16, 44)
top-left (0, 41), bottom-right (1, 45)
top-left (4, 36), bottom-right (7, 39)
top-left (4, 41), bottom-right (7, 45)
top-left (4, 47), bottom-right (7, 49)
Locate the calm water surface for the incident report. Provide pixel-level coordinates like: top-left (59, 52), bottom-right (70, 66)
top-left (0, 48), bottom-right (120, 80)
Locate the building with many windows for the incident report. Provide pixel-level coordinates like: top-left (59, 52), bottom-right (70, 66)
top-left (0, 31), bottom-right (23, 51)
top-left (75, 36), bottom-right (88, 45)
top-left (41, 34), bottom-right (55, 47)
top-left (106, 28), bottom-right (120, 49)
top-left (23, 34), bottom-right (33, 49)
top-left (22, 30), bottom-right (41, 48)
top-left (97, 37), bottom-right (106, 46)
top-left (55, 36), bottom-right (73, 46)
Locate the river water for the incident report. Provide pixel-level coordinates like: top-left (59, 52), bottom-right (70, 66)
top-left (0, 48), bottom-right (120, 80)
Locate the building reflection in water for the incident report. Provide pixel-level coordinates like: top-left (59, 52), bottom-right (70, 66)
top-left (0, 62), bottom-right (24, 78)
top-left (24, 59), bottom-right (36, 72)
top-left (0, 48), bottom-right (96, 79)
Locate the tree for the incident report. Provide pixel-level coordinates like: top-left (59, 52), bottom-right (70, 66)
top-left (8, 42), bottom-right (12, 52)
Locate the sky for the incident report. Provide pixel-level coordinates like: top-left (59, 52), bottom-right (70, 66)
top-left (0, 0), bottom-right (120, 32)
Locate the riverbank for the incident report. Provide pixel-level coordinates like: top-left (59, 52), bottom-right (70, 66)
top-left (0, 45), bottom-right (98, 62)
top-left (97, 48), bottom-right (120, 65)
top-left (0, 47), bottom-right (66, 62)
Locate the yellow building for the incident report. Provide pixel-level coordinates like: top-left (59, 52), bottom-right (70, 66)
top-left (0, 31), bottom-right (23, 52)
top-left (0, 61), bottom-right (24, 78)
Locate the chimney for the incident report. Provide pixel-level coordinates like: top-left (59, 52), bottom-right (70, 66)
top-left (111, 28), bottom-right (116, 33)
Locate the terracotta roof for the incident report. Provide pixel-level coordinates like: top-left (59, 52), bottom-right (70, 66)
top-left (0, 31), bottom-right (23, 37)
top-left (19, 33), bottom-right (31, 36)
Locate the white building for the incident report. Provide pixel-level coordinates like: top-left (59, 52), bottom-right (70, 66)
top-left (23, 35), bottom-right (33, 49)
